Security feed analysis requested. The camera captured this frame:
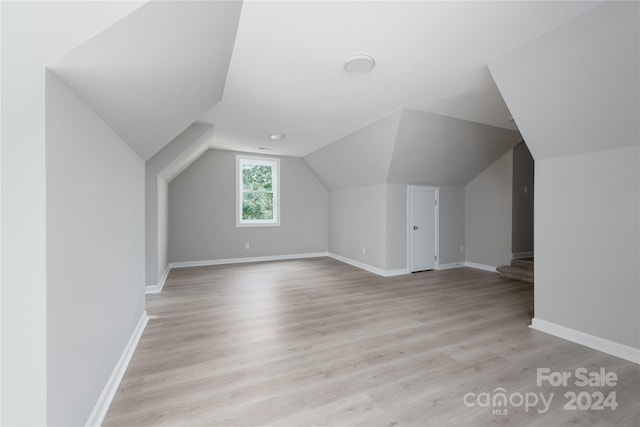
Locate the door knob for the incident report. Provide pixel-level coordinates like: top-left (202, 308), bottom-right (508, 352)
top-left (413, 226), bottom-right (419, 230)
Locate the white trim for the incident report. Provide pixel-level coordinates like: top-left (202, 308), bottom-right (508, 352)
top-left (236, 155), bottom-right (280, 227)
top-left (86, 311), bottom-right (149, 427)
top-left (328, 253), bottom-right (409, 277)
top-left (385, 268), bottom-right (411, 277)
top-left (171, 252), bottom-right (329, 269)
top-left (464, 261), bottom-right (498, 273)
top-left (513, 251), bottom-right (534, 259)
top-left (145, 264), bottom-right (170, 294)
top-left (531, 318), bottom-right (640, 364)
top-left (437, 262), bottom-right (465, 270)
top-left (407, 186), bottom-right (439, 272)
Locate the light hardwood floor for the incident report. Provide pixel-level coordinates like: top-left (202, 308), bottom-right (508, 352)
top-left (104, 258), bottom-right (639, 426)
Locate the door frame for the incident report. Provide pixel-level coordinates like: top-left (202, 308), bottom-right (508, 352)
top-left (407, 185), bottom-right (439, 272)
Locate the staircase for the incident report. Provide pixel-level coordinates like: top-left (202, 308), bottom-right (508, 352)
top-left (497, 259), bottom-right (534, 283)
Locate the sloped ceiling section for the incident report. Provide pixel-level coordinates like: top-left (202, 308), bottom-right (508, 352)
top-left (488, 1), bottom-right (639, 161)
top-left (304, 109), bottom-right (521, 191)
top-left (49, 1), bottom-right (242, 161)
top-left (147, 122), bottom-right (215, 182)
top-left (200, 0), bottom-right (600, 157)
top-left (388, 109), bottom-right (522, 185)
top-left (158, 124), bottom-right (215, 183)
top-left (304, 111), bottom-right (402, 191)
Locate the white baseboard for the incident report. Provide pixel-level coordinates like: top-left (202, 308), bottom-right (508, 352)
top-left (145, 265), bottom-right (170, 294)
top-left (86, 310), bottom-right (149, 427)
top-left (170, 252), bottom-right (329, 269)
top-left (328, 253), bottom-right (409, 277)
top-left (531, 318), bottom-right (640, 364)
top-left (464, 261), bottom-right (498, 273)
top-left (438, 262), bottom-right (465, 270)
top-left (385, 267), bottom-right (410, 277)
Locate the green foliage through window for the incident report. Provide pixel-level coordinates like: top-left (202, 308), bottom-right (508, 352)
top-left (240, 163), bottom-right (276, 222)
top-left (239, 159), bottom-right (278, 223)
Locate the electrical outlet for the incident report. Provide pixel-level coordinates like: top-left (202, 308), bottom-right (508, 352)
top-left (245, 242), bottom-right (250, 249)
top-left (460, 245), bottom-right (464, 253)
top-left (362, 247), bottom-right (366, 254)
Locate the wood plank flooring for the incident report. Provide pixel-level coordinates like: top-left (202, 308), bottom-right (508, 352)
top-left (104, 258), bottom-right (639, 426)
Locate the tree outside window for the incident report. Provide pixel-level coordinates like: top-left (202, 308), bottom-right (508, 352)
top-left (236, 156), bottom-right (280, 226)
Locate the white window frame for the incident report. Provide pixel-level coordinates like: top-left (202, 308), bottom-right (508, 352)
top-left (236, 155), bottom-right (280, 227)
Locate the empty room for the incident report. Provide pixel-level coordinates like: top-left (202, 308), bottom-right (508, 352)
top-left (1, 1), bottom-right (639, 426)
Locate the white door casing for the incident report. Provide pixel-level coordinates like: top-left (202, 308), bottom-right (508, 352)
top-left (408, 186), bottom-right (439, 272)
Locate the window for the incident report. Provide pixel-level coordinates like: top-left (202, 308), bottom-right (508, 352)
top-left (236, 155), bottom-right (280, 227)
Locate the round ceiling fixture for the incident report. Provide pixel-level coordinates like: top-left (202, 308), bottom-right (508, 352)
top-left (269, 133), bottom-right (286, 141)
top-left (344, 54), bottom-right (376, 74)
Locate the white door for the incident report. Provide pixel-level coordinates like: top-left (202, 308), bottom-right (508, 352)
top-left (408, 186), bottom-right (437, 272)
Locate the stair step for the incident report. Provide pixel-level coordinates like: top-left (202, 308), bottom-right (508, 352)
top-left (496, 265), bottom-right (534, 283)
top-left (511, 259), bottom-right (534, 270)
top-left (498, 270), bottom-right (534, 283)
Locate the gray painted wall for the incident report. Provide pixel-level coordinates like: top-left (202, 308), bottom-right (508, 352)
top-left (489, 1), bottom-right (639, 350)
top-left (145, 123), bottom-right (213, 286)
top-left (536, 146), bottom-right (639, 348)
top-left (169, 149), bottom-right (328, 262)
top-left (389, 109), bottom-right (521, 185)
top-left (465, 150), bottom-right (513, 268)
top-left (1, 4), bottom-right (140, 422)
top-left (512, 141), bottom-right (534, 255)
top-left (157, 177), bottom-right (169, 282)
top-left (305, 108), bottom-right (521, 192)
top-left (330, 185), bottom-right (387, 270)
top-left (331, 183), bottom-right (465, 272)
top-left (385, 184), bottom-right (407, 270)
top-left (49, 0), bottom-right (242, 161)
top-left (488, 1), bottom-right (638, 161)
top-left (306, 107), bottom-right (514, 273)
top-left (45, 72), bottom-right (145, 426)
top-left (438, 186), bottom-right (466, 265)
top-left (304, 112), bottom-right (401, 191)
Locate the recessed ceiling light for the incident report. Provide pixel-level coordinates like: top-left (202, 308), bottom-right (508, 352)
top-left (258, 147), bottom-right (273, 151)
top-left (269, 133), bottom-right (286, 141)
top-left (344, 54), bottom-right (375, 74)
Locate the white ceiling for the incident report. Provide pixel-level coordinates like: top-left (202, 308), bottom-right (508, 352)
top-left (50, 1), bottom-right (242, 160)
top-left (201, 1), bottom-right (601, 158)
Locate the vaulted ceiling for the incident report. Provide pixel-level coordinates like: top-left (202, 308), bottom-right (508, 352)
top-left (201, 0), bottom-right (600, 157)
top-left (47, 0), bottom-right (604, 176)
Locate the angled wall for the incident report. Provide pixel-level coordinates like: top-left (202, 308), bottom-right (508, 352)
top-left (1, 2), bottom-right (143, 424)
top-left (304, 111), bottom-right (401, 191)
top-left (306, 108), bottom-right (518, 273)
top-left (465, 150), bottom-right (513, 268)
top-left (489, 2), bottom-right (638, 161)
top-left (46, 72), bottom-right (145, 426)
top-left (490, 1), bottom-right (640, 358)
top-left (145, 123), bottom-right (214, 288)
top-left (49, 1), bottom-right (242, 160)
top-left (388, 109), bottom-right (521, 185)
